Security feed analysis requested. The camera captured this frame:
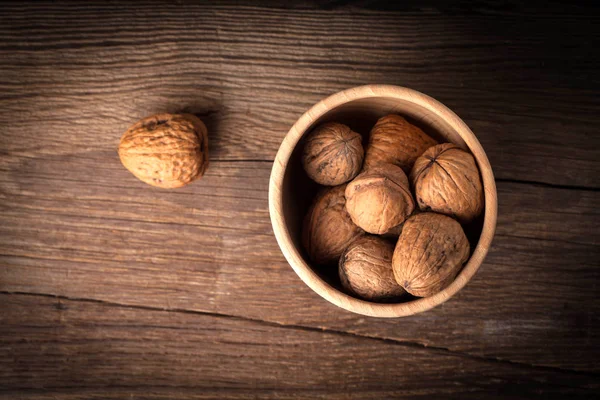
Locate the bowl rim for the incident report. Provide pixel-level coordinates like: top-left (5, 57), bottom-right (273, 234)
top-left (268, 84), bottom-right (497, 318)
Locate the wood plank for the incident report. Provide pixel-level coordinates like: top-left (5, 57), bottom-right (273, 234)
top-left (1, 156), bottom-right (598, 372)
top-left (0, 293), bottom-right (598, 398)
top-left (1, 1), bottom-right (599, 394)
top-left (0, 2), bottom-right (598, 188)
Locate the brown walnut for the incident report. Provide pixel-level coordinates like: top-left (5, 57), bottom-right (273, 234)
top-left (339, 236), bottom-right (405, 302)
top-left (118, 113), bottom-right (209, 188)
top-left (302, 122), bottom-right (364, 186)
top-left (411, 143), bottom-right (483, 223)
top-left (364, 114), bottom-right (437, 173)
top-left (392, 212), bottom-right (470, 297)
top-left (302, 185), bottom-right (363, 265)
top-left (345, 164), bottom-right (415, 235)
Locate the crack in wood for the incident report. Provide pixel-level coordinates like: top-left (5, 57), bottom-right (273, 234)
top-left (1, 290), bottom-right (598, 378)
top-left (495, 178), bottom-right (600, 192)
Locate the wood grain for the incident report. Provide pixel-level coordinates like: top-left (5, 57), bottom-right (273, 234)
top-left (1, 293), bottom-right (598, 399)
top-left (0, 157), bottom-right (598, 371)
top-left (1, 1), bottom-right (599, 396)
top-left (0, 1), bottom-right (598, 188)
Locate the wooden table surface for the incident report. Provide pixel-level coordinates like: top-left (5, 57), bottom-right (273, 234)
top-left (1, 1), bottom-right (599, 398)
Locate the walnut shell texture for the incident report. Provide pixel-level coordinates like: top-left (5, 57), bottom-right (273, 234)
top-left (118, 113), bottom-right (209, 188)
top-left (339, 236), bottom-right (405, 302)
top-left (392, 212), bottom-right (470, 297)
top-left (364, 114), bottom-right (437, 173)
top-left (302, 122), bottom-right (364, 186)
top-left (302, 185), bottom-right (364, 265)
top-left (345, 164), bottom-right (415, 235)
top-left (411, 143), bottom-right (483, 223)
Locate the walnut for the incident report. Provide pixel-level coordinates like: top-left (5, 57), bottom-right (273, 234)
top-left (118, 113), bottom-right (208, 188)
top-left (302, 122), bottom-right (364, 186)
top-left (411, 143), bottom-right (483, 223)
top-left (364, 114), bottom-right (437, 173)
top-left (392, 212), bottom-right (470, 297)
top-left (303, 185), bottom-right (363, 265)
top-left (339, 236), bottom-right (405, 302)
top-left (345, 164), bottom-right (415, 235)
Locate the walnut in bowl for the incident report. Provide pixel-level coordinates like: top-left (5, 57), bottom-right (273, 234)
top-left (269, 85), bottom-right (497, 317)
top-left (302, 122), bottom-right (364, 186)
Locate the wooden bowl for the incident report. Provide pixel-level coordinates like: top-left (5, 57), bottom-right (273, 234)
top-left (269, 85), bottom-right (497, 317)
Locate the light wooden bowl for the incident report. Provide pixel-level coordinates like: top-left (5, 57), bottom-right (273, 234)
top-left (269, 85), bottom-right (497, 318)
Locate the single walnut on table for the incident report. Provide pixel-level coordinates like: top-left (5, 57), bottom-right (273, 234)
top-left (339, 235), bottom-right (405, 302)
top-left (393, 212), bottom-right (470, 297)
top-left (118, 113), bottom-right (209, 188)
top-left (411, 143), bottom-right (483, 223)
top-left (345, 164), bottom-right (415, 235)
top-left (302, 122), bottom-right (364, 186)
top-left (364, 114), bottom-right (437, 173)
top-left (302, 185), bottom-right (363, 265)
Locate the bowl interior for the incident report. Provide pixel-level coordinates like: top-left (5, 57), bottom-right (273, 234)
top-left (281, 96), bottom-right (485, 304)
